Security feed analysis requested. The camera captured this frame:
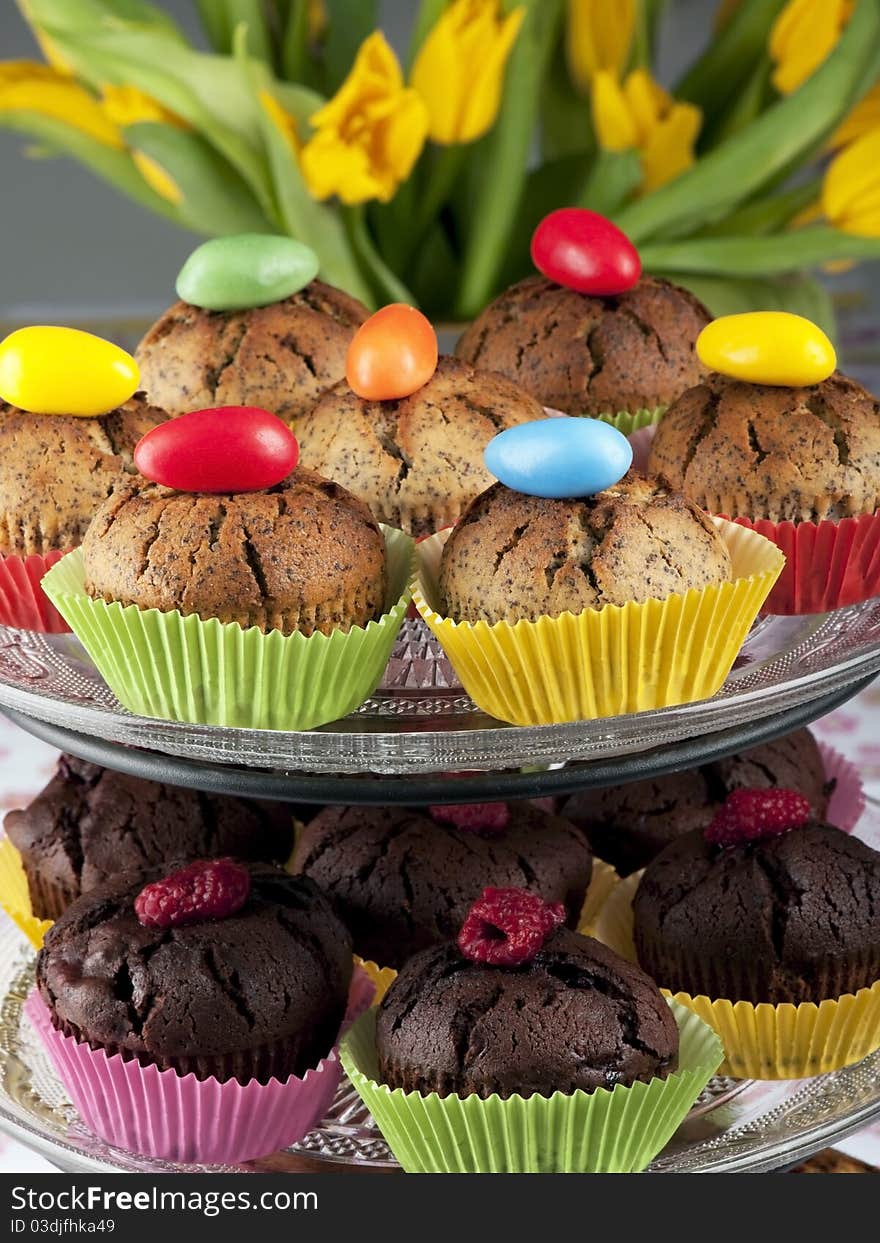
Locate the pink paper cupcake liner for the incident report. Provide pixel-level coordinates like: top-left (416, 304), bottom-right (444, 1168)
top-left (731, 511), bottom-right (880, 615)
top-left (820, 741), bottom-right (865, 834)
top-left (27, 968), bottom-right (374, 1165)
top-left (0, 550), bottom-right (70, 633)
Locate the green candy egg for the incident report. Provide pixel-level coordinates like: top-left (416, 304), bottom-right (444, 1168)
top-left (175, 234), bottom-right (320, 311)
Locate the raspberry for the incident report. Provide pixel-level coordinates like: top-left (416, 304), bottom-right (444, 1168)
top-left (134, 859), bottom-right (251, 928)
top-left (429, 802), bottom-right (511, 835)
top-left (458, 887), bottom-right (565, 966)
top-left (704, 788), bottom-right (811, 848)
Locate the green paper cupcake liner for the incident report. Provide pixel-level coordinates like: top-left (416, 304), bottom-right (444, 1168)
top-left (42, 526), bottom-right (413, 731)
top-left (340, 1000), bottom-right (722, 1173)
top-left (593, 407), bottom-right (666, 435)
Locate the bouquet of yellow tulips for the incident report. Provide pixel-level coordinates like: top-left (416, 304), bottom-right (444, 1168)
top-left (4, 0), bottom-right (880, 328)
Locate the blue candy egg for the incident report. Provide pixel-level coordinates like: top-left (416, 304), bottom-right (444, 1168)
top-left (483, 417), bottom-right (633, 499)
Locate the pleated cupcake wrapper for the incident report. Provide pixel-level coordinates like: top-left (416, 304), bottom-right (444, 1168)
top-left (594, 406), bottom-right (666, 436)
top-left (729, 511), bottom-right (880, 615)
top-left (340, 999), bottom-right (721, 1173)
top-left (350, 860), bottom-right (620, 1007)
top-left (592, 873), bottom-right (880, 1080)
top-left (41, 526), bottom-right (414, 730)
top-left (0, 550), bottom-right (71, 633)
top-left (413, 518), bottom-right (784, 726)
top-left (0, 839), bottom-right (53, 950)
top-left (819, 741), bottom-right (865, 833)
top-left (26, 968), bottom-right (375, 1164)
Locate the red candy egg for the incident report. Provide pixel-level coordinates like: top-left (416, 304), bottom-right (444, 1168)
top-left (531, 208), bottom-right (641, 296)
top-left (346, 303), bottom-right (438, 401)
top-left (134, 406), bottom-right (299, 493)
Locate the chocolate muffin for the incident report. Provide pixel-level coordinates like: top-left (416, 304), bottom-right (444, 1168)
top-left (4, 754), bottom-right (294, 921)
top-left (648, 372), bottom-right (880, 521)
top-left (376, 929), bottom-right (678, 1098)
top-left (438, 473), bottom-right (732, 624)
top-left (0, 394), bottom-right (166, 556)
top-left (296, 356), bottom-right (545, 538)
top-left (81, 468), bottom-right (387, 635)
top-left (633, 822), bottom-right (880, 1004)
top-left (293, 803), bottom-right (593, 968)
top-left (135, 280), bottom-right (368, 426)
top-left (564, 728), bottom-right (830, 875)
top-left (456, 276), bottom-right (710, 419)
top-left (37, 863), bottom-right (352, 1083)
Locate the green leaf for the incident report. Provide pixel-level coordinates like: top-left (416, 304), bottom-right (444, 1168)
top-left (195, 0), bottom-right (231, 51)
top-left (575, 148), bottom-right (641, 215)
top-left (342, 205), bottom-right (416, 305)
top-left (410, 222), bottom-right (459, 316)
top-left (540, 35), bottom-right (595, 162)
top-left (234, 32), bottom-right (373, 304)
top-left (0, 110), bottom-right (181, 220)
top-left (699, 178), bottom-right (821, 237)
top-left (125, 121), bottom-right (273, 234)
top-left (631, 0), bottom-right (668, 69)
top-left (663, 271), bottom-right (836, 341)
top-left (702, 55), bottom-right (773, 149)
top-left (615, 0), bottom-right (880, 244)
top-left (456, 0), bottom-right (565, 319)
top-left (222, 2), bottom-right (274, 65)
top-left (640, 227), bottom-right (880, 276)
top-left (322, 0), bottom-right (378, 92)
top-left (280, 0), bottom-right (314, 85)
top-left (675, 0), bottom-right (786, 112)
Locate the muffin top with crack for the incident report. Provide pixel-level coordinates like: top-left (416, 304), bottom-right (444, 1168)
top-left (563, 727), bottom-right (830, 876)
top-left (455, 275), bottom-right (710, 417)
top-left (376, 929), bottom-right (679, 1099)
top-left (0, 393), bottom-right (166, 557)
top-left (135, 280), bottom-right (368, 426)
top-left (295, 356), bottom-right (544, 538)
top-left (648, 372), bottom-right (880, 522)
top-left (633, 819), bottom-right (880, 1005)
top-left (81, 468), bottom-right (387, 635)
top-left (5, 753), bottom-right (294, 921)
top-left (37, 864), bottom-right (352, 1081)
top-left (438, 472), bottom-right (732, 624)
top-left (293, 801), bottom-right (593, 969)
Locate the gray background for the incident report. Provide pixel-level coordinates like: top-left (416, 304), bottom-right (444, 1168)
top-left (0, 0), bottom-right (717, 321)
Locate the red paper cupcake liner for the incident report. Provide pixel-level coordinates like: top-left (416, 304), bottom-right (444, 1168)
top-left (731, 512), bottom-right (880, 615)
top-left (27, 968), bottom-right (374, 1164)
top-left (0, 550), bottom-right (71, 633)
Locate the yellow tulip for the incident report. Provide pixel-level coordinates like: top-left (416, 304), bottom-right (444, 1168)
top-left (259, 88), bottom-right (301, 158)
top-left (0, 61), bottom-right (122, 147)
top-left (822, 130), bottom-right (880, 237)
top-left (132, 152), bottom-right (183, 204)
top-left (566, 0), bottom-right (635, 95)
top-left (300, 32), bottom-right (428, 203)
top-left (100, 85), bottom-right (186, 130)
top-left (411, 0), bottom-right (525, 145)
top-left (591, 68), bottom-right (702, 193)
top-left (830, 83), bottom-right (880, 149)
top-left (769, 0), bottom-right (854, 95)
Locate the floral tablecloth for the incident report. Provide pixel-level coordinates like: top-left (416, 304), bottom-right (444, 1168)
top-left (1, 687), bottom-right (879, 1173)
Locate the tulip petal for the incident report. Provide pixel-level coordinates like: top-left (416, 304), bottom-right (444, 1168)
top-left (591, 70), bottom-right (638, 152)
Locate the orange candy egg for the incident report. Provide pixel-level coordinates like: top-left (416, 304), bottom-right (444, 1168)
top-left (346, 304), bottom-right (438, 401)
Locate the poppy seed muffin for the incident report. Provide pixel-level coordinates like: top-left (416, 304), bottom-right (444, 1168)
top-left (648, 372), bottom-right (880, 521)
top-left (295, 356), bottom-right (545, 537)
top-left (633, 822), bottom-right (880, 1004)
top-left (36, 864), bottom-right (352, 1083)
top-left (0, 394), bottom-right (166, 556)
top-left (438, 473), bottom-right (732, 624)
top-left (456, 275), bottom-right (710, 418)
top-left (293, 802), bottom-right (593, 968)
top-left (5, 754), bottom-right (294, 921)
top-left (135, 280), bottom-right (369, 426)
top-left (376, 930), bottom-right (679, 1098)
top-left (563, 728), bottom-right (830, 876)
top-left (81, 468), bottom-right (387, 635)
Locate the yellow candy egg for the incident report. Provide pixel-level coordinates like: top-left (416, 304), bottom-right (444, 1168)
top-left (0, 326), bottom-right (139, 416)
top-left (696, 312), bottom-right (836, 388)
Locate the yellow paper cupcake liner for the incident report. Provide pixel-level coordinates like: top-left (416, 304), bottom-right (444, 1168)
top-left (593, 872), bottom-right (880, 1080)
top-left (348, 860), bottom-right (620, 1007)
top-left (42, 526), bottom-right (414, 731)
top-left (414, 519), bottom-right (784, 726)
top-left (0, 839), bottom-right (52, 950)
top-left (341, 999), bottom-right (722, 1173)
